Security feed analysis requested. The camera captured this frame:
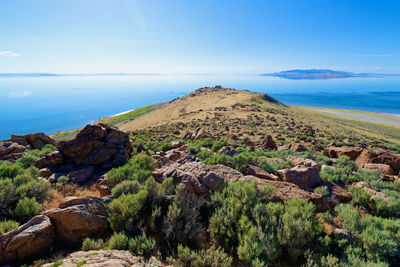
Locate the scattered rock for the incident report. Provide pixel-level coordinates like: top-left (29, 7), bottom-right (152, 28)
top-left (171, 140), bottom-right (184, 148)
top-left (287, 156), bottom-right (321, 169)
top-left (183, 128), bottom-right (215, 140)
top-left (293, 144), bottom-right (307, 152)
top-left (278, 144), bottom-right (291, 151)
top-left (43, 197), bottom-right (108, 244)
top-left (42, 250), bottom-right (162, 267)
top-left (261, 135), bottom-right (277, 151)
top-left (218, 146), bottom-right (239, 157)
top-left (278, 167), bottom-right (321, 190)
top-left (0, 141), bottom-right (26, 162)
top-left (0, 215), bottom-right (55, 263)
top-left (363, 163), bottom-right (394, 175)
top-left (11, 132), bottom-right (57, 149)
top-left (324, 146), bottom-right (362, 160)
top-left (244, 164), bottom-right (279, 180)
top-left (356, 149), bottom-right (400, 174)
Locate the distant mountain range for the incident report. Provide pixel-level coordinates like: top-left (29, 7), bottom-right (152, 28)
top-left (260, 69), bottom-right (399, 79)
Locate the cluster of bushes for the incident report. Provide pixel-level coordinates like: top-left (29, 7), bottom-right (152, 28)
top-left (15, 144), bottom-right (56, 168)
top-left (0, 155), bottom-right (52, 234)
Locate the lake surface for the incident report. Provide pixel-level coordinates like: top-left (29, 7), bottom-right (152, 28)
top-left (1, 75), bottom-right (400, 140)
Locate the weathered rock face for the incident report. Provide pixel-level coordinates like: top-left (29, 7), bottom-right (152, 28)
top-left (363, 163), bottom-right (394, 175)
top-left (11, 133), bottom-right (57, 150)
top-left (240, 175), bottom-right (329, 212)
top-left (278, 167), bottom-right (321, 190)
top-left (153, 161), bottom-right (243, 195)
top-left (244, 164), bottom-right (279, 180)
top-left (0, 215), bottom-right (55, 264)
top-left (42, 250), bottom-right (162, 267)
top-left (287, 156), bottom-right (321, 169)
top-left (43, 197), bottom-right (108, 244)
top-left (57, 124), bottom-right (132, 170)
top-left (0, 141), bottom-right (26, 162)
top-left (183, 127), bottom-right (215, 141)
top-left (261, 135), bottom-right (277, 151)
top-left (356, 149), bottom-right (400, 175)
top-left (324, 146), bottom-right (362, 161)
top-left (218, 146), bottom-right (239, 157)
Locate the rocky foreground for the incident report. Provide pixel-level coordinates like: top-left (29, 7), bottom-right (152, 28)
top-left (1, 87), bottom-right (400, 266)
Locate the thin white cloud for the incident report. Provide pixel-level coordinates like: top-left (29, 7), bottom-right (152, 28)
top-left (8, 90), bottom-right (32, 98)
top-left (353, 54), bottom-right (396, 57)
top-left (0, 51), bottom-right (21, 57)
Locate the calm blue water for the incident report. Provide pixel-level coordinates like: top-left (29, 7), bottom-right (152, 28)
top-left (1, 75), bottom-right (400, 140)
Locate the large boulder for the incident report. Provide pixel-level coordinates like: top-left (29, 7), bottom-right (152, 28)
top-left (11, 132), bottom-right (57, 150)
top-left (183, 128), bottom-right (215, 141)
top-left (261, 135), bottom-right (277, 151)
top-left (278, 167), bottom-right (321, 190)
top-left (356, 149), bottom-right (400, 175)
top-left (286, 156), bottom-right (321, 169)
top-left (363, 163), bottom-right (395, 175)
top-left (324, 146), bottom-right (362, 160)
top-left (244, 164), bottom-right (279, 180)
top-left (48, 124), bottom-right (132, 171)
top-left (0, 141), bottom-right (26, 162)
top-left (43, 197), bottom-right (108, 244)
top-left (42, 250), bottom-right (162, 267)
top-left (0, 215), bottom-right (55, 263)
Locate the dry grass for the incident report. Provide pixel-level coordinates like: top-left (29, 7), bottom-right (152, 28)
top-left (43, 184), bottom-right (101, 209)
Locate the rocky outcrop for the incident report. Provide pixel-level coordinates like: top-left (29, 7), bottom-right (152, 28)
top-left (218, 146), bottom-right (239, 157)
top-left (183, 127), bottom-right (215, 141)
top-left (43, 197), bottom-right (108, 244)
top-left (324, 146), bottom-right (362, 160)
top-left (153, 161), bottom-right (243, 195)
top-left (11, 133), bottom-right (57, 150)
top-left (0, 141), bottom-right (26, 162)
top-left (0, 215), bottom-right (55, 263)
top-left (244, 164), bottom-right (279, 180)
top-left (240, 175), bottom-right (329, 212)
top-left (42, 250), bottom-right (163, 267)
top-left (363, 163), bottom-right (394, 175)
top-left (261, 135), bottom-right (277, 151)
top-left (35, 124), bottom-right (133, 182)
top-left (356, 149), bottom-right (400, 175)
top-left (278, 167), bottom-right (321, 190)
top-left (286, 156), bottom-right (321, 169)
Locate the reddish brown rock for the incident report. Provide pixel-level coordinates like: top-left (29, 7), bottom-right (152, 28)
top-left (96, 178), bottom-right (111, 197)
top-left (0, 215), bottom-right (55, 263)
top-left (40, 168), bottom-right (53, 178)
top-left (0, 141), bottom-right (26, 162)
top-left (363, 163), bottom-right (394, 175)
top-left (244, 164), bottom-right (279, 180)
top-left (324, 146), bottom-right (362, 160)
top-left (68, 167), bottom-right (94, 183)
top-left (171, 140), bottom-right (184, 148)
top-left (286, 156), bottom-right (321, 169)
top-left (261, 135), bottom-right (277, 151)
top-left (11, 132), bottom-right (57, 149)
top-left (293, 144), bottom-right (307, 152)
top-left (278, 167), bottom-right (321, 190)
top-left (43, 197), bottom-right (108, 244)
top-left (183, 128), bottom-right (215, 141)
top-left (356, 149), bottom-right (400, 174)
top-left (278, 144), bottom-right (291, 151)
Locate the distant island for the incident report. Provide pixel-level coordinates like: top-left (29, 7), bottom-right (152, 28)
top-left (260, 69), bottom-right (399, 79)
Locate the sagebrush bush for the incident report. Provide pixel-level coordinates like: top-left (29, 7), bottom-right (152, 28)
top-left (0, 220), bottom-right (19, 235)
top-left (0, 179), bottom-right (17, 216)
top-left (314, 186), bottom-right (330, 197)
top-left (111, 180), bottom-right (142, 198)
top-left (81, 238), bottom-right (104, 251)
top-left (168, 244), bottom-right (232, 267)
top-left (108, 232), bottom-right (129, 250)
top-left (128, 232), bottom-right (156, 256)
top-left (14, 197), bottom-right (42, 221)
top-left (16, 179), bottom-right (51, 203)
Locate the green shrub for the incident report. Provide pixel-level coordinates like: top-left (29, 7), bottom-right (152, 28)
top-left (108, 190), bottom-right (148, 232)
top-left (168, 244), bottom-right (232, 267)
top-left (16, 179), bottom-right (51, 203)
top-left (108, 232), bottom-right (129, 250)
top-left (159, 141), bottom-right (173, 152)
top-left (349, 186), bottom-right (371, 208)
top-left (0, 162), bottom-right (24, 179)
top-left (163, 186), bottom-right (206, 245)
top-left (13, 173), bottom-right (34, 187)
top-left (196, 150), bottom-right (214, 160)
top-left (0, 178), bottom-right (16, 216)
top-left (0, 220), bottom-right (19, 234)
top-left (106, 164), bottom-right (138, 188)
top-left (313, 186), bottom-right (330, 197)
top-left (335, 156), bottom-right (356, 172)
top-left (187, 145), bottom-right (201, 155)
top-left (16, 154), bottom-right (40, 169)
top-left (128, 232), bottom-right (156, 256)
top-left (212, 138), bottom-right (227, 152)
top-left (111, 180), bottom-right (142, 198)
top-left (81, 238), bottom-right (104, 251)
top-left (14, 197), bottom-right (42, 221)
top-left (315, 155), bottom-right (332, 166)
top-left (320, 167), bottom-right (360, 183)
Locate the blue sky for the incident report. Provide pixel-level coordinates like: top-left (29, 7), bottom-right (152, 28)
top-left (0, 0), bottom-right (399, 74)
